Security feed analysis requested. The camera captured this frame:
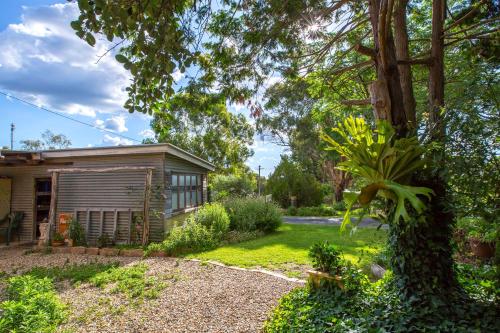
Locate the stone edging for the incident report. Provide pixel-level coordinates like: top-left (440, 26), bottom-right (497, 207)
top-left (189, 259), bottom-right (306, 284)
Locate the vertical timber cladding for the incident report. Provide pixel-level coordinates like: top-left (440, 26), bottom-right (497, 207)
top-left (56, 154), bottom-right (165, 244)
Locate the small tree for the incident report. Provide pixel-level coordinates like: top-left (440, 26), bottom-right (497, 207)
top-left (20, 130), bottom-right (71, 151)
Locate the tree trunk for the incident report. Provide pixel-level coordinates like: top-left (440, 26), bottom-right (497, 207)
top-left (393, 0), bottom-right (417, 132)
top-left (368, 0), bottom-right (458, 299)
top-left (368, 0), bottom-right (408, 137)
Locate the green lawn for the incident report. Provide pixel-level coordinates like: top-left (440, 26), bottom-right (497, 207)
top-left (188, 224), bottom-right (387, 277)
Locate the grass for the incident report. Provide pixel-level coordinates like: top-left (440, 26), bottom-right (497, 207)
top-left (188, 224), bottom-right (386, 275)
top-left (26, 262), bottom-right (119, 284)
top-left (89, 263), bottom-right (171, 300)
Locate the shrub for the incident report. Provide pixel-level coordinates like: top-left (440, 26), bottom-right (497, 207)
top-left (266, 156), bottom-right (323, 208)
top-left (211, 173), bottom-right (256, 201)
top-left (193, 203), bottom-right (230, 240)
top-left (160, 219), bottom-right (217, 255)
top-left (309, 241), bottom-right (343, 275)
top-left (68, 218), bottom-right (86, 246)
top-left (26, 262), bottom-right (119, 284)
top-left (224, 197), bottom-right (282, 232)
top-left (0, 275), bottom-right (67, 333)
top-left (456, 216), bottom-right (497, 243)
top-left (286, 205), bottom-right (336, 217)
top-left (265, 274), bottom-right (498, 333)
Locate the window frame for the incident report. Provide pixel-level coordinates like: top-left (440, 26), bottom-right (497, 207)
top-left (171, 172), bottom-right (204, 212)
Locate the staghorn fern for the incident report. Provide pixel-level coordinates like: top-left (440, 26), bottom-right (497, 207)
top-left (322, 117), bottom-right (433, 229)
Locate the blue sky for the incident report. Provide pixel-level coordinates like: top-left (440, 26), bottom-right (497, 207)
top-left (0, 1), bottom-right (284, 176)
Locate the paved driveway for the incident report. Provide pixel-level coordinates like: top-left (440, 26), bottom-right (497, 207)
top-left (284, 216), bottom-right (387, 228)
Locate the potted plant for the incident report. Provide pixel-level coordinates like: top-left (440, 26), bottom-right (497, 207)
top-left (52, 232), bottom-right (65, 247)
top-left (469, 230), bottom-right (496, 259)
top-left (457, 217), bottom-right (497, 259)
top-left (307, 241), bottom-right (344, 289)
top-left (68, 218), bottom-right (86, 247)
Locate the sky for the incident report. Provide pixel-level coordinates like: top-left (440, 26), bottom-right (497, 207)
top-left (0, 1), bottom-right (284, 176)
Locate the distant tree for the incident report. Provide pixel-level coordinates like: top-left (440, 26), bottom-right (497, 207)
top-left (267, 156), bottom-right (323, 208)
top-left (20, 130), bottom-right (71, 151)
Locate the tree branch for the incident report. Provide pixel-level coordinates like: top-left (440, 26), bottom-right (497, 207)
top-left (340, 99), bottom-right (371, 106)
top-left (354, 44), bottom-right (376, 58)
top-left (397, 57), bottom-right (433, 65)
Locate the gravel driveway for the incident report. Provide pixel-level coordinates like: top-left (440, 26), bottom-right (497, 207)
top-left (0, 247), bottom-right (300, 333)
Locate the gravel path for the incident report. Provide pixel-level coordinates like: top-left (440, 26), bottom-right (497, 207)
top-left (0, 247), bottom-right (299, 333)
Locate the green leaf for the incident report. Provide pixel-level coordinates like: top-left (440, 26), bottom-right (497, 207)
top-left (115, 54), bottom-right (128, 63)
top-left (85, 34), bottom-right (96, 46)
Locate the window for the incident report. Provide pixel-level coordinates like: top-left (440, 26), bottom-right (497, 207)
top-left (171, 173), bottom-right (204, 211)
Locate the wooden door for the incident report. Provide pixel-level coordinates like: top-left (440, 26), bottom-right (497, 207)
top-left (0, 178), bottom-right (12, 219)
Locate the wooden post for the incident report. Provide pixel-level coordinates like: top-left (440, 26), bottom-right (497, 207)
top-left (142, 169), bottom-right (153, 246)
top-left (47, 171), bottom-right (59, 245)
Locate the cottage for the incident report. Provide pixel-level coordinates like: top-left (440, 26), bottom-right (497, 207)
top-left (0, 144), bottom-right (214, 245)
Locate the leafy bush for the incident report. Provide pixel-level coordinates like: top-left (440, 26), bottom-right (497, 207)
top-left (309, 241), bottom-right (343, 275)
top-left (224, 197), bottom-right (282, 232)
top-left (456, 216), bottom-right (497, 243)
top-left (97, 234), bottom-right (114, 248)
top-left (0, 275), bottom-right (67, 333)
top-left (210, 173), bottom-right (255, 201)
top-left (53, 232), bottom-right (64, 242)
top-left (456, 263), bottom-right (498, 302)
top-left (158, 219), bottom-right (217, 255)
top-left (265, 274), bottom-right (499, 332)
top-left (286, 205), bottom-right (336, 217)
top-left (68, 218), bottom-right (86, 246)
top-left (193, 203), bottom-right (230, 240)
top-left (266, 156), bottom-right (323, 208)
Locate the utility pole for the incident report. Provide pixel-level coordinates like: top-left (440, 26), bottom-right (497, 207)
top-left (10, 123), bottom-right (15, 150)
top-left (258, 165), bottom-right (262, 196)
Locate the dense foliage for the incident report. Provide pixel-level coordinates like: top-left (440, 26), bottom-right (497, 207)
top-left (265, 268), bottom-right (499, 332)
top-left (266, 156), bottom-right (323, 208)
top-left (308, 241), bottom-right (343, 275)
top-left (151, 203), bottom-right (229, 255)
top-left (150, 92), bottom-right (255, 173)
top-left (286, 205), bottom-right (341, 217)
top-left (223, 197), bottom-right (283, 233)
top-left (68, 218), bottom-right (86, 246)
top-left (210, 173), bottom-right (256, 201)
top-left (192, 203), bottom-right (230, 240)
top-left (0, 275), bottom-right (67, 333)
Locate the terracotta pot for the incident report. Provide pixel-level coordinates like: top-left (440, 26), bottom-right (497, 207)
top-left (307, 270), bottom-right (344, 289)
top-left (51, 240), bottom-right (64, 247)
top-left (469, 239), bottom-right (495, 258)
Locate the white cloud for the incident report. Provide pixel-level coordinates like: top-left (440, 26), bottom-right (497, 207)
top-left (102, 134), bottom-right (133, 146)
top-left (139, 129), bottom-right (155, 139)
top-left (0, 3), bottom-right (130, 118)
top-left (250, 139), bottom-right (274, 153)
top-left (172, 69), bottom-right (183, 82)
top-left (95, 115), bottom-right (128, 133)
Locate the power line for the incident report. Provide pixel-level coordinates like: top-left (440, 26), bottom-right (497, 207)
top-left (0, 90), bottom-right (142, 143)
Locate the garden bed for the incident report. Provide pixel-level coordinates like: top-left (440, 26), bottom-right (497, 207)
top-left (0, 247), bottom-right (299, 332)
